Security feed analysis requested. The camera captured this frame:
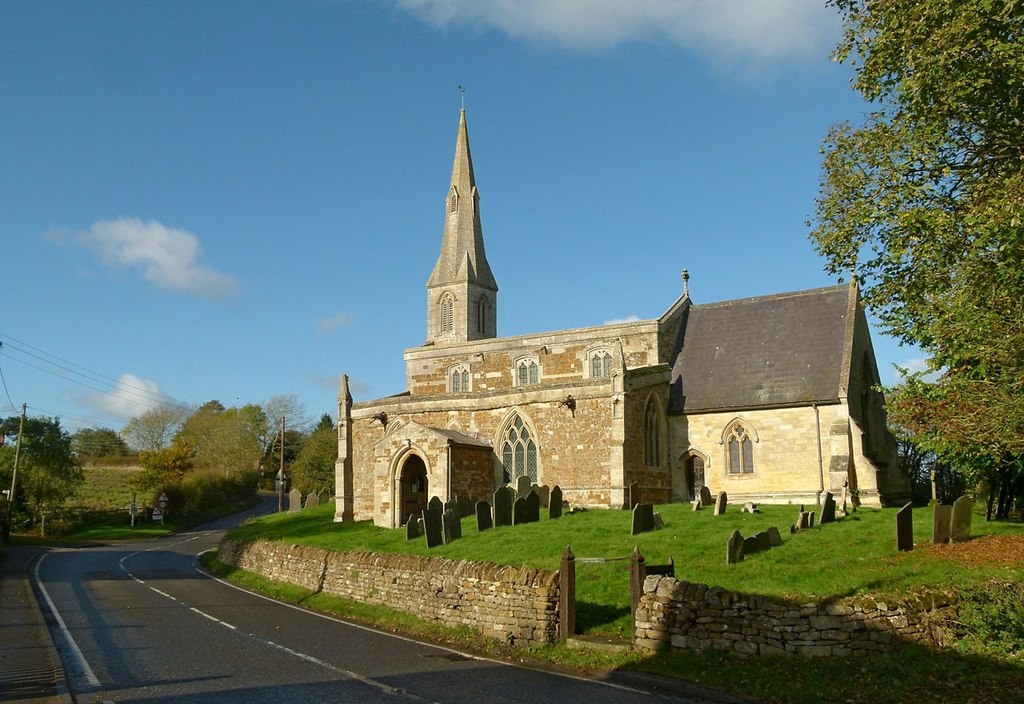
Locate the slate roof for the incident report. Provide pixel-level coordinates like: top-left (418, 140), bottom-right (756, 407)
top-left (670, 285), bottom-right (852, 413)
top-left (427, 426), bottom-right (492, 448)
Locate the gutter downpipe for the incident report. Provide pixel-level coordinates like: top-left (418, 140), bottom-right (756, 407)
top-left (814, 403), bottom-right (824, 506)
top-left (447, 441), bottom-right (453, 502)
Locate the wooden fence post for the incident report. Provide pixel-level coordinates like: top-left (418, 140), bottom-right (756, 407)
top-left (559, 545), bottom-right (575, 639)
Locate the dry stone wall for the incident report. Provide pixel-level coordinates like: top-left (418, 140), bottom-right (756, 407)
top-left (634, 575), bottom-right (950, 657)
top-left (219, 538), bottom-right (559, 645)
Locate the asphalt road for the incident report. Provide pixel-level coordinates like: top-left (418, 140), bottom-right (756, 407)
top-left (30, 499), bottom-right (714, 704)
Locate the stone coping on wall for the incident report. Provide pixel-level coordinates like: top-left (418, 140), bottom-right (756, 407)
top-left (634, 575), bottom-right (953, 657)
top-left (218, 538), bottom-right (560, 645)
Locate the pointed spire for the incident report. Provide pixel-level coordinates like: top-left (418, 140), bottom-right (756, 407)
top-left (427, 109), bottom-right (497, 291)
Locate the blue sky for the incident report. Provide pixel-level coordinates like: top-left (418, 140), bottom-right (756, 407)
top-left (0, 1), bottom-right (920, 433)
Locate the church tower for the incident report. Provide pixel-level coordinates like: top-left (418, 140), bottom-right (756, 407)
top-left (426, 109), bottom-right (498, 343)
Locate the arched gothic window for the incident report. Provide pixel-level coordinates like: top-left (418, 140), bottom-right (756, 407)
top-left (500, 414), bottom-right (537, 484)
top-left (644, 398), bottom-right (661, 467)
top-left (727, 423), bottom-right (755, 474)
top-left (591, 351), bottom-right (612, 378)
top-left (476, 294), bottom-right (488, 334)
top-left (440, 293), bottom-right (454, 333)
top-left (515, 357), bottom-right (540, 386)
top-left (449, 365), bottom-right (470, 393)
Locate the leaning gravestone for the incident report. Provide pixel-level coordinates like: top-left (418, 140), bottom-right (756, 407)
top-left (513, 496), bottom-right (529, 525)
top-left (631, 503), bottom-right (655, 535)
top-left (442, 508), bottom-right (462, 544)
top-left (549, 486), bottom-right (563, 519)
top-left (950, 496), bottom-right (974, 543)
top-left (691, 499), bottom-right (702, 511)
top-left (288, 488), bottom-right (302, 512)
top-left (456, 495), bottom-right (474, 518)
top-left (727, 530), bottom-right (744, 564)
top-left (422, 505), bottom-right (443, 548)
top-left (525, 490), bottom-right (541, 523)
top-left (699, 486), bottom-right (714, 507)
top-left (932, 504), bottom-right (952, 545)
top-left (534, 484), bottom-right (550, 508)
top-left (820, 492), bottom-right (836, 524)
top-left (475, 501), bottom-right (492, 532)
top-left (515, 475), bottom-right (532, 499)
top-left (896, 502), bottom-right (914, 552)
top-left (493, 486), bottom-right (513, 527)
top-left (796, 511), bottom-right (811, 530)
top-left (714, 491), bottom-right (728, 516)
top-left (405, 515), bottom-right (421, 540)
top-left (766, 526), bottom-right (783, 547)
top-left (304, 492), bottom-right (320, 509)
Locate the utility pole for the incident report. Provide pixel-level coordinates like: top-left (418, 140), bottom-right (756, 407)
top-left (277, 415), bottom-right (285, 512)
top-left (4, 403), bottom-right (27, 540)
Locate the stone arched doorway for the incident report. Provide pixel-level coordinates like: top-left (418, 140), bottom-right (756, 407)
top-left (399, 455), bottom-right (428, 526)
top-left (685, 454), bottom-right (706, 499)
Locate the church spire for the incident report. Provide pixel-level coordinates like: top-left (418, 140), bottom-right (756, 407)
top-left (426, 109), bottom-right (498, 344)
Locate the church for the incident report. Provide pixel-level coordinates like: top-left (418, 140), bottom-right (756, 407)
top-left (334, 110), bottom-right (910, 529)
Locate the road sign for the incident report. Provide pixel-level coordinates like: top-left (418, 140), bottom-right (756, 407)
top-left (152, 508), bottom-right (163, 522)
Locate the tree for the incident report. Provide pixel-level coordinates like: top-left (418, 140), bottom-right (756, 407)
top-left (71, 427), bottom-right (130, 461)
top-left (175, 401), bottom-right (266, 476)
top-left (810, 0), bottom-right (1024, 513)
top-left (289, 424), bottom-right (337, 494)
top-left (123, 403), bottom-right (189, 452)
top-left (0, 415), bottom-right (84, 527)
top-left (132, 441), bottom-right (195, 492)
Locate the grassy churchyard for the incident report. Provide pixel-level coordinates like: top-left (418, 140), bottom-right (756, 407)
top-left (217, 500), bottom-right (1024, 704)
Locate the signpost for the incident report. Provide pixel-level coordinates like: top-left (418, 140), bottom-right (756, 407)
top-left (152, 492), bottom-right (168, 524)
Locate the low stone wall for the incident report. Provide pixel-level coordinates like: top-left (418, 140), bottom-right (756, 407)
top-left (218, 539), bottom-right (559, 645)
top-left (634, 575), bottom-right (951, 657)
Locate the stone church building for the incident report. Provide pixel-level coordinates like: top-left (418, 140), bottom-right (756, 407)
top-left (335, 110), bottom-right (910, 529)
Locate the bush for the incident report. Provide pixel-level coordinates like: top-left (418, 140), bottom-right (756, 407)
top-left (151, 470), bottom-right (258, 526)
top-left (954, 581), bottom-right (1024, 658)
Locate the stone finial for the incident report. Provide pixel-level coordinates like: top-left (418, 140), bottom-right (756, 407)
top-left (681, 268), bottom-right (690, 297)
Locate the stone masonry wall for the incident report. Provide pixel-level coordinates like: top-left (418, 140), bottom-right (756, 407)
top-left (219, 539), bottom-right (560, 645)
top-left (635, 575), bottom-right (949, 657)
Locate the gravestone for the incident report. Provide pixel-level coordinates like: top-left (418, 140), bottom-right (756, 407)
top-left (422, 505), bottom-right (443, 548)
top-left (766, 526), bottom-right (783, 547)
top-left (513, 497), bottom-right (529, 525)
top-left (932, 504), bottom-right (952, 545)
top-left (475, 501), bottom-right (492, 532)
top-left (808, 511), bottom-right (816, 528)
top-left (631, 503), bottom-right (655, 535)
top-left (820, 492), bottom-right (836, 524)
top-left (691, 499), bottom-right (702, 511)
top-left (288, 488), bottom-right (302, 512)
top-left (950, 496), bottom-right (974, 543)
top-left (741, 502), bottom-right (760, 514)
top-left (515, 475), bottom-right (532, 499)
top-left (318, 490), bottom-right (330, 506)
top-left (442, 508), bottom-right (461, 544)
top-left (796, 511), bottom-right (811, 530)
top-left (534, 484), bottom-right (550, 508)
top-left (699, 486), bottom-right (714, 507)
top-left (525, 490), bottom-right (541, 523)
top-left (714, 491), bottom-right (728, 516)
top-left (456, 495), bottom-right (474, 518)
top-left (427, 496), bottom-right (443, 517)
top-left (653, 512), bottom-right (664, 529)
top-left (304, 492), bottom-right (319, 509)
top-left (549, 486), bottom-right (563, 519)
top-left (727, 530), bottom-right (744, 564)
top-left (896, 502), bottom-right (914, 552)
top-left (444, 497), bottom-right (459, 517)
top-left (405, 514), bottom-right (421, 540)
top-left (493, 486), bottom-right (513, 527)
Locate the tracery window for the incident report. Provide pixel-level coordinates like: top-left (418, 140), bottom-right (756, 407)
top-left (726, 423), bottom-right (755, 474)
top-left (500, 414), bottom-right (538, 484)
top-left (644, 398), bottom-right (661, 467)
top-left (440, 292), bottom-right (454, 334)
top-left (514, 357), bottom-right (540, 386)
top-left (590, 351), bottom-right (612, 378)
top-left (449, 365), bottom-right (470, 393)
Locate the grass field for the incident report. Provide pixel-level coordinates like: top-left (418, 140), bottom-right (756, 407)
top-left (217, 501), bottom-right (1024, 704)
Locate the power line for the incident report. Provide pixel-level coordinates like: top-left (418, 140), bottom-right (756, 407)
top-left (0, 344), bottom-right (17, 413)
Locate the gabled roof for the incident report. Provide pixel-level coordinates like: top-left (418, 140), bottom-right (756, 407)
top-left (670, 284), bottom-right (852, 413)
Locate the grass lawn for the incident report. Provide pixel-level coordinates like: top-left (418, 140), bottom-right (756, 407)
top-left (217, 501), bottom-right (1024, 704)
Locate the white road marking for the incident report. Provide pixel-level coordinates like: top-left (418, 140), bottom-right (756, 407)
top-left (33, 553), bottom-right (102, 688)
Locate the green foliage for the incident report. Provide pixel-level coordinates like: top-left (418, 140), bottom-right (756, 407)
top-left (954, 581), bottom-right (1024, 657)
top-left (314, 413), bottom-right (334, 432)
top-left (0, 415), bottom-right (83, 527)
top-left (132, 442), bottom-right (195, 491)
top-left (811, 0), bottom-right (1024, 474)
top-left (70, 427), bottom-right (131, 462)
top-left (159, 470), bottom-right (258, 524)
top-left (174, 400), bottom-right (267, 475)
top-left (289, 425), bottom-right (337, 494)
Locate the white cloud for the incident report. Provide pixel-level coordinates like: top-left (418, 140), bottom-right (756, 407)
top-left (75, 218), bottom-right (236, 299)
top-left (317, 313), bottom-right (356, 332)
top-left (80, 373), bottom-right (172, 423)
top-left (603, 314), bottom-right (643, 325)
top-left (395, 0), bottom-right (840, 61)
